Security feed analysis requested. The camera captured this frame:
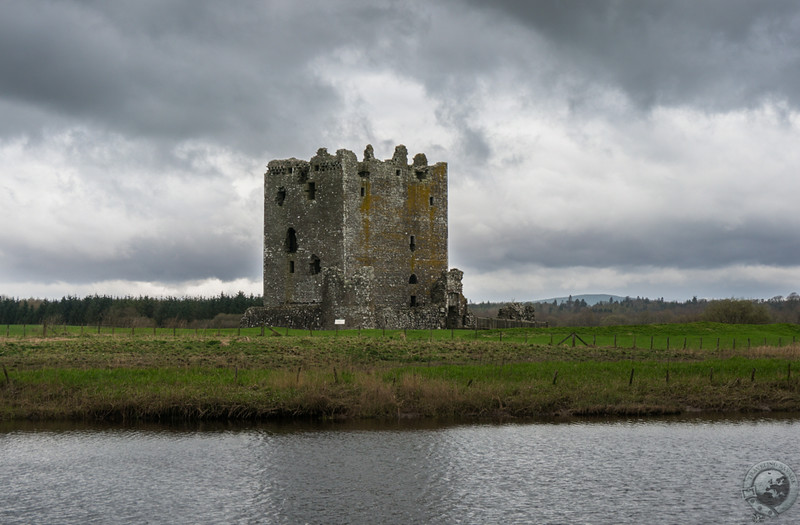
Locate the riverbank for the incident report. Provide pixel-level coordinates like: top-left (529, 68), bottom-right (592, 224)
top-left (2, 331), bottom-right (800, 421)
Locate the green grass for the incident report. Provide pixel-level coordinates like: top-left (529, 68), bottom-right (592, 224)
top-left (2, 322), bottom-right (800, 421)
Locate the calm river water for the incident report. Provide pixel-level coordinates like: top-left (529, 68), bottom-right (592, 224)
top-left (1, 415), bottom-right (799, 524)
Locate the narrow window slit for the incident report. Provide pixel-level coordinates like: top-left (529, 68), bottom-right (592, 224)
top-left (285, 228), bottom-right (298, 253)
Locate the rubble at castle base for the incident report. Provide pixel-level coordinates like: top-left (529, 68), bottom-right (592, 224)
top-left (241, 303), bottom-right (473, 331)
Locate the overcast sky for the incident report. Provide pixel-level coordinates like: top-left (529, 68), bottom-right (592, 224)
top-left (2, 0), bottom-right (800, 303)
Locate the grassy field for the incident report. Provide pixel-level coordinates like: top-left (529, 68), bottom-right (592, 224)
top-left (2, 322), bottom-right (800, 422)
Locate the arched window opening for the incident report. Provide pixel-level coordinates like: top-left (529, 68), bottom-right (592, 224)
top-left (409, 274), bottom-right (418, 284)
top-left (285, 228), bottom-right (298, 253)
top-left (310, 255), bottom-right (321, 275)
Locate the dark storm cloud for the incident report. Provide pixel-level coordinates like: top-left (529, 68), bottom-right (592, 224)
top-left (0, 1), bottom-right (411, 154)
top-left (1, 233), bottom-right (257, 285)
top-left (465, 0), bottom-right (800, 111)
top-left (455, 219), bottom-right (800, 273)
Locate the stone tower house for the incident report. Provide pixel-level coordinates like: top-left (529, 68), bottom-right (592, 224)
top-left (242, 144), bottom-right (469, 330)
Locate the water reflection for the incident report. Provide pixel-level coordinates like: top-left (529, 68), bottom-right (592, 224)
top-left (1, 415), bottom-right (798, 524)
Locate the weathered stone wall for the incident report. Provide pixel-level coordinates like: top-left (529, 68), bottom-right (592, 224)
top-left (253, 144), bottom-right (467, 330)
top-left (263, 148), bottom-right (349, 306)
top-left (344, 145), bottom-right (448, 310)
top-left (241, 304), bottom-right (324, 330)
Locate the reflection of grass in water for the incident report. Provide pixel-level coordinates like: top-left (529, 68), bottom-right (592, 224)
top-left (1, 327), bottom-right (800, 421)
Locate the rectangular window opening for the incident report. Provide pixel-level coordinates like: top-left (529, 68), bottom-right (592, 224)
top-left (289, 261), bottom-right (295, 273)
top-left (395, 169), bottom-right (401, 176)
top-left (410, 295), bottom-right (417, 307)
top-left (360, 187), bottom-right (365, 197)
top-left (429, 196), bottom-right (434, 206)
top-left (306, 181), bottom-right (316, 200)
top-left (409, 235), bottom-right (416, 251)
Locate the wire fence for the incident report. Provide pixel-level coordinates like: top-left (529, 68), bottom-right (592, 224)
top-left (3, 322), bottom-right (800, 352)
top-left (473, 317), bottom-right (548, 329)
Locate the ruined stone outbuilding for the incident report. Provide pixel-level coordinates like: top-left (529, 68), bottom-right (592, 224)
top-left (241, 144), bottom-right (471, 330)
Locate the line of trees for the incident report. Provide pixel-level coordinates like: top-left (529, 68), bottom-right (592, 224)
top-left (0, 292), bottom-right (263, 328)
top-left (4, 292), bottom-right (799, 329)
top-left (469, 294), bottom-right (800, 327)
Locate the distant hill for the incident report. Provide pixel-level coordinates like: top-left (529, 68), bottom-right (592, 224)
top-left (535, 294), bottom-right (627, 306)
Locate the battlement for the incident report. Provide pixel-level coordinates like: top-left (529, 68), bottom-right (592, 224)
top-left (267, 145), bottom-right (447, 183)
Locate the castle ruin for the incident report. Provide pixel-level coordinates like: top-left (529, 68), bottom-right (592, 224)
top-left (241, 144), bottom-right (470, 330)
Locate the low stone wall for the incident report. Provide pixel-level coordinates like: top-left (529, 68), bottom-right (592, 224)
top-left (241, 304), bottom-right (465, 330)
top-left (473, 317), bottom-right (548, 330)
top-left (241, 305), bottom-right (324, 330)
